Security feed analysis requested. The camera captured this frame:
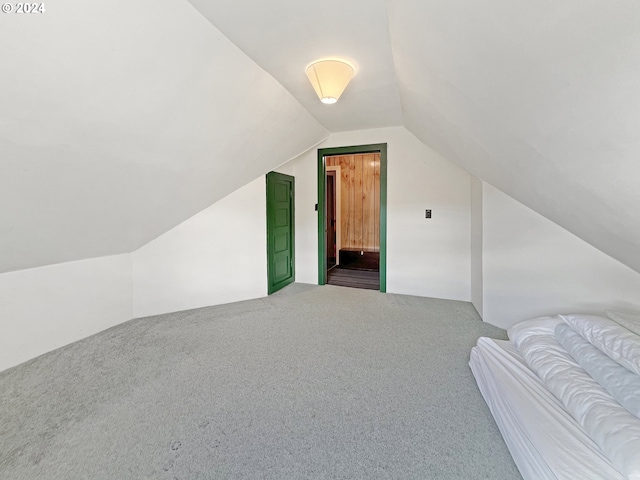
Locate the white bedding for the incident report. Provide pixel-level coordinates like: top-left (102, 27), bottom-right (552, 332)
top-left (516, 330), bottom-right (640, 479)
top-left (507, 315), bottom-right (562, 347)
top-left (556, 323), bottom-right (640, 418)
top-left (470, 337), bottom-right (624, 480)
top-left (561, 314), bottom-right (640, 376)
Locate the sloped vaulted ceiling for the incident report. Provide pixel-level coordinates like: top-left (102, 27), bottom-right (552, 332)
top-left (192, 0), bottom-right (640, 274)
top-left (0, 0), bottom-right (327, 273)
top-left (387, 0), bottom-right (640, 273)
top-left (2, 0), bottom-right (640, 276)
top-left (185, 0), bottom-right (403, 132)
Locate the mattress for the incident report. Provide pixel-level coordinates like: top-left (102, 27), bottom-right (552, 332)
top-left (470, 337), bottom-right (624, 480)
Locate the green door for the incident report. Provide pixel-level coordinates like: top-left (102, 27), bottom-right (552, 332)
top-left (266, 172), bottom-right (295, 294)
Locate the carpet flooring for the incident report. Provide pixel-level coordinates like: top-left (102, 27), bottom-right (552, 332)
top-left (327, 266), bottom-right (380, 290)
top-left (0, 284), bottom-right (521, 480)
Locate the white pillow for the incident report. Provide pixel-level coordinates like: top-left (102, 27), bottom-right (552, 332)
top-left (518, 328), bottom-right (640, 479)
top-left (561, 314), bottom-right (640, 377)
top-left (556, 323), bottom-right (640, 419)
top-left (605, 309), bottom-right (640, 336)
top-left (507, 315), bottom-right (563, 348)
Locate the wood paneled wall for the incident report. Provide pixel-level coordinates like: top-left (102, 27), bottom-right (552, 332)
top-left (326, 153), bottom-right (380, 251)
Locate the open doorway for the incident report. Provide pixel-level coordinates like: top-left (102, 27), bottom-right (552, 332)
top-left (326, 169), bottom-right (338, 269)
top-left (317, 144), bottom-right (387, 292)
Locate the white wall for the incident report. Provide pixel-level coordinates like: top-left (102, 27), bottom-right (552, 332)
top-left (1, 175), bottom-right (273, 372)
top-left (282, 126), bottom-right (472, 301)
top-left (470, 177), bottom-right (483, 317)
top-left (133, 178), bottom-right (268, 318)
top-left (0, 254), bottom-right (132, 371)
top-left (275, 148), bottom-right (319, 286)
top-left (482, 182), bottom-right (640, 329)
top-left (8, 128), bottom-right (640, 372)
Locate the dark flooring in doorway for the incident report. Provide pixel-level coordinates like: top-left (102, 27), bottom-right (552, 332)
top-left (327, 266), bottom-right (380, 290)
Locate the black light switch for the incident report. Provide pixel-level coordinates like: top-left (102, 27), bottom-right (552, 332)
top-left (425, 209), bottom-right (432, 219)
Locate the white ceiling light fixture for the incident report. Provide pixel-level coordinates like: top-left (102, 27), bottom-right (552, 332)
top-left (305, 59), bottom-right (355, 104)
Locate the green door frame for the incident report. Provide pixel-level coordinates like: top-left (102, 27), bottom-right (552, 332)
top-left (317, 143), bottom-right (387, 292)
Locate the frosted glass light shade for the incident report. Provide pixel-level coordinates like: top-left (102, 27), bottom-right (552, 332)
top-left (305, 60), bottom-right (354, 104)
